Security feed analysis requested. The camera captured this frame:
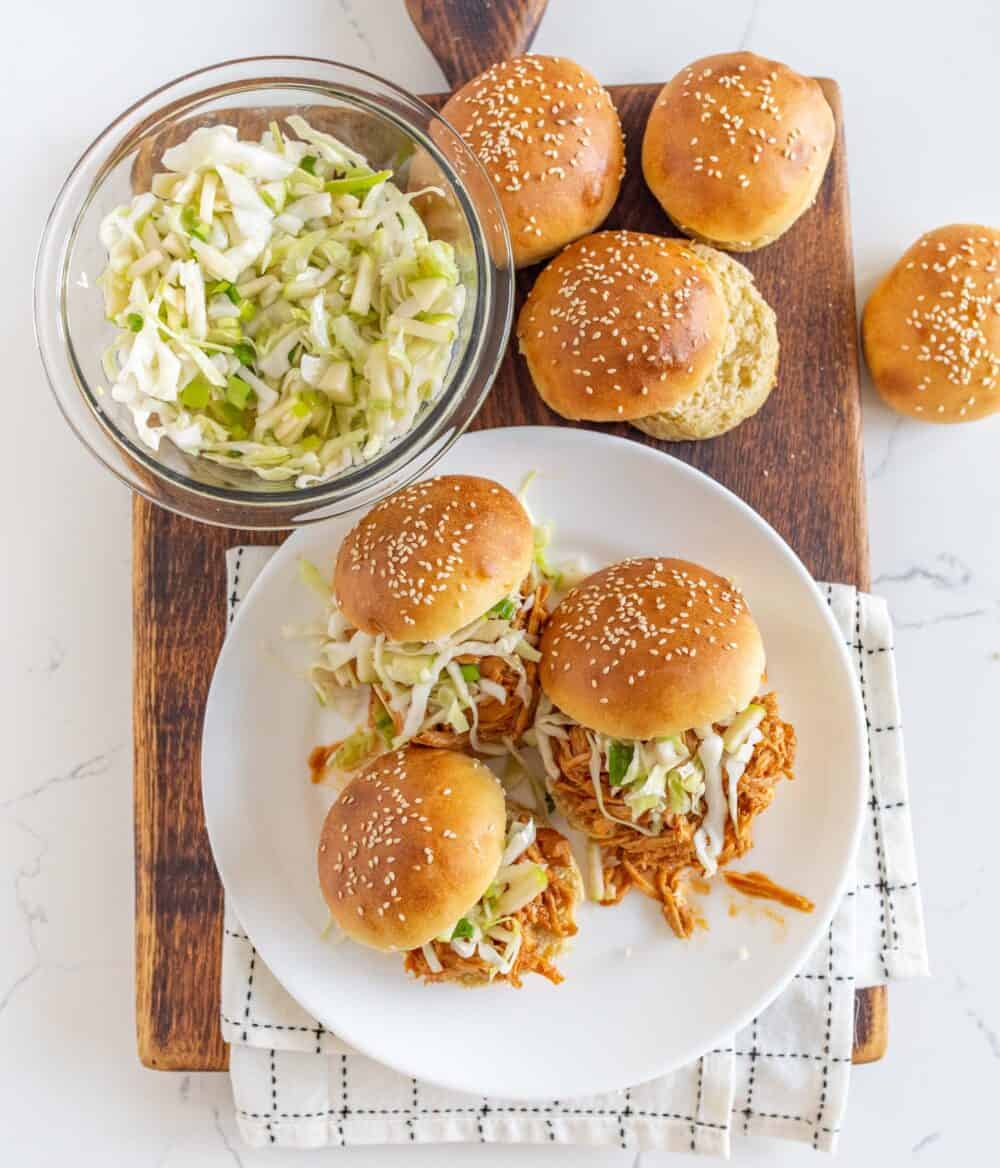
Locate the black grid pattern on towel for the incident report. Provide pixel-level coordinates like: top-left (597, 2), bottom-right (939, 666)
top-left (826, 582), bottom-right (914, 976)
top-left (225, 994), bottom-right (778, 1152)
top-left (852, 588), bottom-right (895, 978)
top-left (730, 922), bottom-right (848, 1152)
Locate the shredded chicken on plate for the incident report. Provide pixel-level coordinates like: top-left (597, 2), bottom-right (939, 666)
top-left (404, 826), bottom-right (578, 987)
top-left (410, 580), bottom-right (550, 749)
top-left (548, 693), bottom-right (796, 937)
top-left (310, 579), bottom-right (549, 784)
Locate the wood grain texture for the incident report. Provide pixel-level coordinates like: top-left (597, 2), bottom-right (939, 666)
top-left (852, 983), bottom-right (889, 1063)
top-left (133, 81), bottom-right (881, 1070)
top-left (405, 0), bottom-right (549, 88)
top-left (134, 503), bottom-right (282, 1069)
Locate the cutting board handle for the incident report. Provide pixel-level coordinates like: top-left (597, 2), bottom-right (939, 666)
top-left (404, 0), bottom-right (549, 89)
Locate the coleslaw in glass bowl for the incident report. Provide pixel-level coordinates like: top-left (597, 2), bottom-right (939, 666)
top-left (35, 57), bottom-right (514, 528)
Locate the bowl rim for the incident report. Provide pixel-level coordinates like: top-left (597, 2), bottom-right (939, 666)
top-left (35, 55), bottom-right (514, 523)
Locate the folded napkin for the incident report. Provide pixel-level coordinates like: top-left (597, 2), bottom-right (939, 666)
top-left (220, 547), bottom-right (928, 1155)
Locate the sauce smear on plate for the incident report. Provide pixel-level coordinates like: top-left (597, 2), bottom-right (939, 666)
top-left (722, 870), bottom-right (815, 913)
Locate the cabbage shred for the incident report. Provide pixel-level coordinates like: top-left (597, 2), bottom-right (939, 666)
top-left (309, 586), bottom-right (543, 775)
top-left (533, 695), bottom-right (764, 842)
top-left (422, 815), bottom-right (547, 978)
top-left (97, 118), bottom-right (464, 485)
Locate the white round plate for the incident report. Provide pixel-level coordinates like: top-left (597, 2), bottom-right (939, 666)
top-left (202, 427), bottom-right (865, 1100)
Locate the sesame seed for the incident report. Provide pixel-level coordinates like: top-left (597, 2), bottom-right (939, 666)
top-left (543, 557), bottom-right (749, 689)
top-left (448, 57), bottom-right (621, 198)
top-left (891, 229), bottom-right (1000, 415)
top-left (519, 232), bottom-right (720, 413)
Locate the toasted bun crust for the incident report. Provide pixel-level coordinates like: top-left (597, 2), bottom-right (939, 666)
top-left (539, 557), bottom-right (765, 739)
top-left (439, 55), bottom-right (625, 269)
top-left (546, 784), bottom-right (598, 839)
top-left (334, 476), bottom-right (533, 642)
top-left (517, 231), bottom-right (730, 421)
top-left (862, 224), bottom-right (1000, 423)
top-left (318, 748), bottom-right (505, 952)
top-left (631, 243), bottom-right (779, 440)
top-left (642, 52), bottom-right (835, 252)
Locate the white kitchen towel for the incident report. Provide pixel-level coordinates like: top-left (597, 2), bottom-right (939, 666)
top-left (220, 547), bottom-right (928, 1155)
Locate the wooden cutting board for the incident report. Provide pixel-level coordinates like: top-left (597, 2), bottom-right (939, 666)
top-left (133, 2), bottom-right (885, 1071)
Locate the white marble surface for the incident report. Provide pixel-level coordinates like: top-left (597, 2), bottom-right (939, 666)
top-left (5, 0), bottom-right (998, 1163)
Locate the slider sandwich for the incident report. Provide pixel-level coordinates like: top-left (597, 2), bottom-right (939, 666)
top-left (532, 557), bottom-right (796, 937)
top-left (318, 747), bottom-right (582, 986)
top-left (308, 475), bottom-right (549, 781)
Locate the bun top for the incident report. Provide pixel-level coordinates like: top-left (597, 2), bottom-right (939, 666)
top-left (517, 231), bottom-right (729, 421)
top-left (334, 475), bottom-right (533, 642)
top-left (440, 55), bottom-right (625, 268)
top-left (642, 51), bottom-right (835, 251)
top-left (539, 557), bottom-right (765, 740)
top-left (862, 224), bottom-right (1000, 423)
top-left (318, 748), bottom-right (505, 952)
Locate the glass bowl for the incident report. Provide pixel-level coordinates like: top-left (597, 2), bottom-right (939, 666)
top-left (34, 57), bottom-right (514, 528)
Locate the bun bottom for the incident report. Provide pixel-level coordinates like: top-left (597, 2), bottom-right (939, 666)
top-left (653, 158), bottom-right (826, 253)
top-left (662, 207), bottom-right (775, 253)
top-left (547, 784), bottom-right (595, 838)
top-left (631, 244), bottom-right (778, 441)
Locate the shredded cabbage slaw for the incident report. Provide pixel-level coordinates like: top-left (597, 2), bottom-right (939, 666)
top-left (418, 814), bottom-right (546, 978)
top-left (307, 582), bottom-right (542, 776)
top-left (532, 695), bottom-right (766, 874)
top-left (98, 117), bottom-right (463, 486)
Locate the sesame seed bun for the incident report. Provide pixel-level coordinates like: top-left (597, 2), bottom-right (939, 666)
top-left (318, 748), bottom-right (505, 952)
top-left (439, 55), bottom-right (625, 269)
top-left (631, 243), bottom-right (779, 440)
top-left (539, 558), bottom-right (765, 740)
top-left (333, 476), bottom-right (533, 643)
top-left (862, 224), bottom-right (1000, 423)
top-left (517, 231), bottom-right (730, 421)
top-left (642, 52), bottom-right (835, 252)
